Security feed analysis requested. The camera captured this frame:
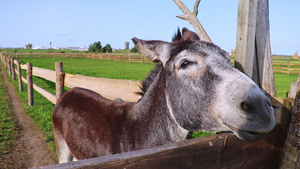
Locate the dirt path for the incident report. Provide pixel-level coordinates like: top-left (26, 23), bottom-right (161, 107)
top-left (0, 64), bottom-right (57, 168)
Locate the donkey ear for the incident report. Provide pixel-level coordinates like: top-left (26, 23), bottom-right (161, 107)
top-left (182, 27), bottom-right (200, 41)
top-left (132, 38), bottom-right (170, 65)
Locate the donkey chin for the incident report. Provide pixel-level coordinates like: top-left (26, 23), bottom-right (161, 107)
top-left (214, 70), bottom-right (275, 142)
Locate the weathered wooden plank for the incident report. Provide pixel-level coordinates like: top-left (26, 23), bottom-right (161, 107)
top-left (20, 64), bottom-right (27, 70)
top-left (38, 125), bottom-right (287, 169)
top-left (235, 0), bottom-right (258, 78)
top-left (64, 73), bottom-right (141, 102)
top-left (288, 75), bottom-right (300, 98)
top-left (271, 97), bottom-right (293, 124)
top-left (255, 0), bottom-right (276, 96)
top-left (32, 66), bottom-right (56, 82)
top-left (21, 76), bottom-right (27, 84)
top-left (32, 83), bottom-right (56, 104)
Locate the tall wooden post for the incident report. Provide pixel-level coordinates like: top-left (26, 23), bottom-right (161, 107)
top-left (55, 62), bottom-right (65, 102)
top-left (27, 63), bottom-right (33, 106)
top-left (235, 0), bottom-right (276, 97)
top-left (17, 61), bottom-right (23, 91)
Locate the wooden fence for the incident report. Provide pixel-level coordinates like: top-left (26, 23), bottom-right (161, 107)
top-left (2, 52), bottom-right (154, 64)
top-left (0, 54), bottom-right (294, 168)
top-left (0, 54), bottom-right (141, 104)
top-left (4, 52), bottom-right (300, 75)
top-left (273, 60), bottom-right (300, 75)
top-left (3, 52), bottom-right (237, 65)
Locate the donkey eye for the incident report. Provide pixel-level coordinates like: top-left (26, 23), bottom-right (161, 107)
top-left (179, 59), bottom-right (194, 69)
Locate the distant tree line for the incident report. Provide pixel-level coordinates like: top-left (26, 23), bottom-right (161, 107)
top-left (88, 41), bottom-right (112, 53)
top-left (26, 43), bottom-right (33, 49)
top-left (88, 41), bottom-right (139, 53)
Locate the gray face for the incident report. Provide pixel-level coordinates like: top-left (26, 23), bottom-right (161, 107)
top-left (132, 28), bottom-right (275, 142)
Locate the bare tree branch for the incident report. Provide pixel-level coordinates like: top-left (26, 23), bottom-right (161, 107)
top-left (193, 0), bottom-right (200, 15)
top-left (173, 0), bottom-right (212, 43)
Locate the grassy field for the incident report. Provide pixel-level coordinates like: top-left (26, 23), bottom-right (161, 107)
top-left (0, 69), bottom-right (17, 155)
top-left (0, 48), bottom-right (86, 54)
top-left (2, 55), bottom-right (299, 153)
top-left (0, 48), bottom-right (133, 54)
top-left (18, 58), bottom-right (154, 81)
top-left (274, 73), bottom-right (298, 97)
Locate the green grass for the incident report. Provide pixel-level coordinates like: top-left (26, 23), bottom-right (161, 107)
top-left (19, 58), bottom-right (154, 81)
top-left (274, 73), bottom-right (298, 97)
top-left (0, 69), bottom-right (17, 155)
top-left (0, 48), bottom-right (86, 54)
top-left (5, 72), bottom-right (57, 153)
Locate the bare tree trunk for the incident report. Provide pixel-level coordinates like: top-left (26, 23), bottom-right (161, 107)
top-left (173, 0), bottom-right (212, 43)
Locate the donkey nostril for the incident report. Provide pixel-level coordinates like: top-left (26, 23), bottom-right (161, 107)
top-left (241, 102), bottom-right (253, 112)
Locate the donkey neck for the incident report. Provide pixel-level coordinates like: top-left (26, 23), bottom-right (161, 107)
top-left (132, 68), bottom-right (189, 146)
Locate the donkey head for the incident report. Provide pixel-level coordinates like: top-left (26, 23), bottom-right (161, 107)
top-left (132, 28), bottom-right (275, 142)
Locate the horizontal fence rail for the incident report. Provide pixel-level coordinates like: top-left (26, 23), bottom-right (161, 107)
top-left (273, 60), bottom-right (300, 75)
top-left (2, 52), bottom-right (155, 64)
top-left (39, 125), bottom-right (288, 169)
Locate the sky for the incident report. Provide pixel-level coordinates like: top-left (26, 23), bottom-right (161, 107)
top-left (0, 0), bottom-right (299, 55)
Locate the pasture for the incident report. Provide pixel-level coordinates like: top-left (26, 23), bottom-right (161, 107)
top-left (0, 67), bottom-right (16, 155)
top-left (3, 56), bottom-right (299, 154)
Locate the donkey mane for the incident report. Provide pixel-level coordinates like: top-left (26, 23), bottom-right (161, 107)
top-left (172, 28), bottom-right (183, 42)
top-left (136, 64), bottom-right (162, 97)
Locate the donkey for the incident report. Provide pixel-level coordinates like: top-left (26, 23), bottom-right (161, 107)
top-left (52, 28), bottom-right (275, 163)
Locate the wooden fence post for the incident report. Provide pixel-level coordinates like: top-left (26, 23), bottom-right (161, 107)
top-left (142, 56), bottom-right (145, 64)
top-left (27, 63), bottom-right (33, 106)
top-left (16, 61), bottom-right (23, 92)
top-left (10, 57), bottom-right (16, 80)
top-left (3, 57), bottom-right (7, 69)
top-left (129, 54), bottom-right (131, 63)
top-left (7, 57), bottom-right (12, 76)
top-left (55, 62), bottom-right (65, 102)
top-left (235, 0), bottom-right (276, 97)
